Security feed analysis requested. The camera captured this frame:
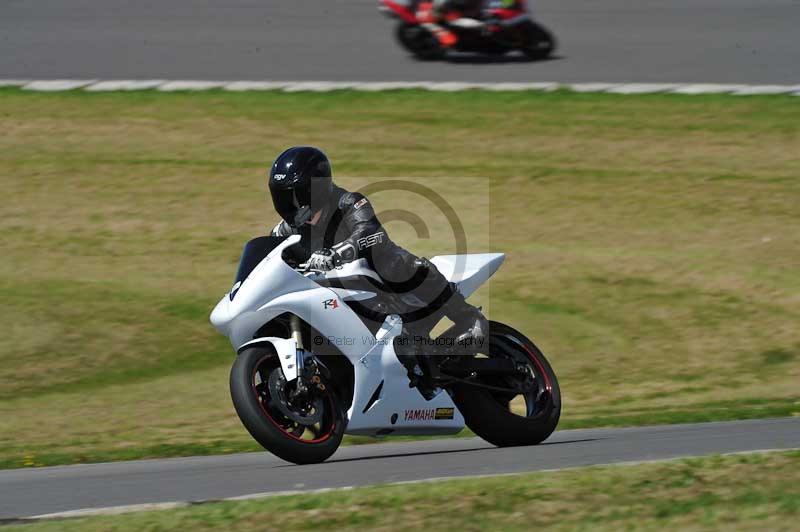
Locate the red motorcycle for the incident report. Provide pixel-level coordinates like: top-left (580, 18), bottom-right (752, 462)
top-left (378, 0), bottom-right (556, 60)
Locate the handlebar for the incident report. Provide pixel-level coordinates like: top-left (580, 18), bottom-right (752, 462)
top-left (296, 263), bottom-right (326, 277)
top-left (295, 263), bottom-right (349, 277)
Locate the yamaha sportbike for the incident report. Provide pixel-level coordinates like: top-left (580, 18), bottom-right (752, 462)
top-left (378, 0), bottom-right (556, 60)
top-left (211, 235), bottom-right (560, 464)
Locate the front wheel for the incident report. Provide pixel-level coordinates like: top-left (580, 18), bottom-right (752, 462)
top-left (230, 346), bottom-right (345, 464)
top-left (451, 321), bottom-right (561, 447)
top-left (518, 21), bottom-right (556, 60)
top-left (395, 23), bottom-right (446, 60)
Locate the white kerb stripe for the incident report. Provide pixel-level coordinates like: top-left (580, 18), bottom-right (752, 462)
top-left (86, 80), bottom-right (167, 91)
top-left (671, 84), bottom-right (750, 95)
top-left (158, 81), bottom-right (226, 91)
top-left (731, 85), bottom-right (800, 95)
top-left (23, 80), bottom-right (96, 91)
top-left (425, 82), bottom-right (484, 91)
top-left (0, 79), bottom-right (30, 87)
top-left (606, 83), bottom-right (683, 94)
top-left (32, 501), bottom-right (190, 519)
top-left (567, 83), bottom-right (617, 93)
top-left (282, 81), bottom-right (359, 92)
top-left (482, 82), bottom-right (559, 91)
top-left (353, 82), bottom-right (431, 91)
top-left (224, 81), bottom-right (293, 91)
top-left (3, 80), bottom-right (800, 95)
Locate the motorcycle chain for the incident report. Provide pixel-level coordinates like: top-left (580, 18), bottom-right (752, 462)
top-left (435, 373), bottom-right (535, 394)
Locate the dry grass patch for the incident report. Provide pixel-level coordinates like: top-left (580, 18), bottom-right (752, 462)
top-left (0, 88), bottom-right (798, 466)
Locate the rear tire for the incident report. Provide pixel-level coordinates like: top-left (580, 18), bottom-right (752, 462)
top-left (230, 346), bottom-right (345, 464)
top-left (452, 322), bottom-right (561, 447)
top-left (396, 23), bottom-right (446, 60)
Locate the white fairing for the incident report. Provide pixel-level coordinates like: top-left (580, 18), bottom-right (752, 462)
top-left (325, 258), bottom-right (382, 283)
top-left (343, 314), bottom-right (464, 436)
top-left (210, 235), bottom-right (503, 437)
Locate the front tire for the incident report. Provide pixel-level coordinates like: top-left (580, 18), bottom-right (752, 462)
top-left (396, 23), bottom-right (446, 61)
top-left (452, 322), bottom-right (561, 447)
top-left (518, 21), bottom-right (556, 60)
top-left (230, 346), bottom-right (345, 464)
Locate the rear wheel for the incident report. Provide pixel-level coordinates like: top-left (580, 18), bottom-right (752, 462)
top-left (230, 346), bottom-right (345, 464)
top-left (451, 322), bottom-right (561, 446)
top-left (396, 23), bottom-right (445, 60)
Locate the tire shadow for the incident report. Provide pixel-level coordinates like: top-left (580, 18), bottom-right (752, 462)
top-left (276, 437), bottom-right (600, 467)
top-left (441, 53), bottom-right (564, 64)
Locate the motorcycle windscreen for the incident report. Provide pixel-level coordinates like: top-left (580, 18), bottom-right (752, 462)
top-left (233, 236), bottom-right (287, 288)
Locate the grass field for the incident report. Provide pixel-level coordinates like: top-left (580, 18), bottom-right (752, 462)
top-left (6, 451), bottom-right (800, 530)
top-left (1, 88), bottom-right (799, 468)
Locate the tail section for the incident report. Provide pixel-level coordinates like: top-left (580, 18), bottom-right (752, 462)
top-left (429, 253), bottom-right (505, 297)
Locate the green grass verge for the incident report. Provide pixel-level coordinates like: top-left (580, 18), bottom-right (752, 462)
top-left (6, 451), bottom-right (800, 531)
top-left (1, 88), bottom-right (799, 469)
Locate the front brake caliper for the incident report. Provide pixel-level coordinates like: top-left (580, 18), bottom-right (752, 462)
top-left (299, 352), bottom-right (327, 393)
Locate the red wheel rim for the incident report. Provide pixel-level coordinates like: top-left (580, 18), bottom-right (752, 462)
top-left (490, 333), bottom-right (553, 418)
top-left (251, 355), bottom-right (336, 444)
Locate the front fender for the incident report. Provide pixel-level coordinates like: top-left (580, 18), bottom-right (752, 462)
top-left (237, 337), bottom-right (299, 382)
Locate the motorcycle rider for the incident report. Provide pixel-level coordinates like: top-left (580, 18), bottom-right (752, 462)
top-left (429, 0), bottom-right (515, 48)
top-left (267, 146), bottom-right (488, 349)
top-left (433, 0), bottom-right (485, 18)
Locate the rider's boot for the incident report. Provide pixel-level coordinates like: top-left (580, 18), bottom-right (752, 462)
top-left (407, 257), bottom-right (488, 352)
top-left (440, 283), bottom-right (489, 352)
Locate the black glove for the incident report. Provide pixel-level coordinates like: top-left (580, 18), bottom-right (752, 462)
top-left (307, 248), bottom-right (342, 271)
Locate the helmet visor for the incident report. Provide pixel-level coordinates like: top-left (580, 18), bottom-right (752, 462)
top-left (271, 187), bottom-right (301, 223)
top-left (272, 183), bottom-right (316, 227)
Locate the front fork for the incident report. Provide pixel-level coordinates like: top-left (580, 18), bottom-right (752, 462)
top-left (290, 314), bottom-right (304, 350)
top-left (288, 314), bottom-right (329, 399)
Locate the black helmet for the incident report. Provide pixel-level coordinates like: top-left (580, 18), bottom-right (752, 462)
top-left (268, 146), bottom-right (333, 227)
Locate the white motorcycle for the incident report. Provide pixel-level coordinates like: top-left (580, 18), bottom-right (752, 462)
top-left (211, 234), bottom-right (560, 464)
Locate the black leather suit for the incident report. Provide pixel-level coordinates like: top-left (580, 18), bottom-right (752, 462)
top-left (271, 185), bottom-right (468, 329)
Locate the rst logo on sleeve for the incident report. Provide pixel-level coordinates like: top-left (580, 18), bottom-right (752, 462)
top-left (357, 231), bottom-right (385, 250)
top-left (353, 198), bottom-right (368, 210)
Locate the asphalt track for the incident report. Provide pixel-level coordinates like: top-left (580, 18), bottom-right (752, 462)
top-left (1, 418), bottom-right (799, 519)
top-left (1, 0), bottom-right (798, 84)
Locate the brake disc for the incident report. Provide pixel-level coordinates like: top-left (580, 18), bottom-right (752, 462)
top-left (267, 369), bottom-right (324, 425)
